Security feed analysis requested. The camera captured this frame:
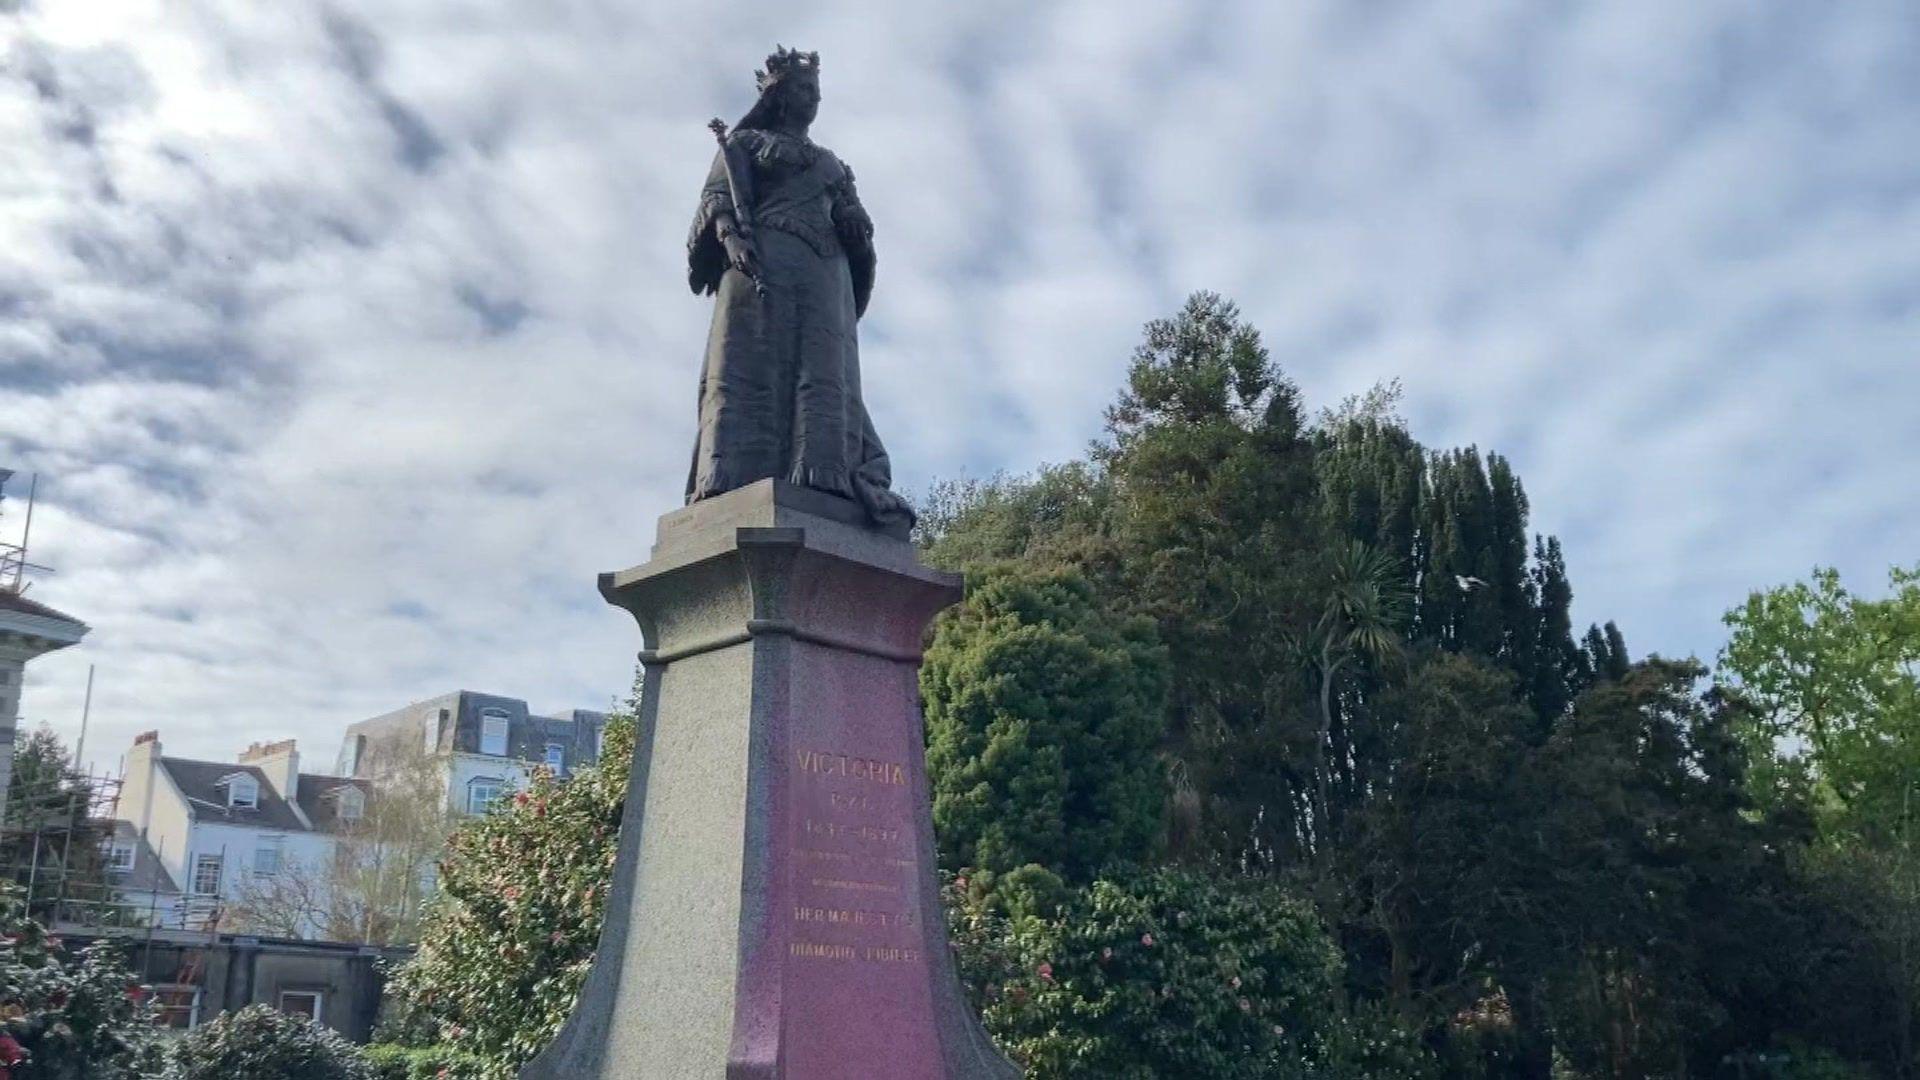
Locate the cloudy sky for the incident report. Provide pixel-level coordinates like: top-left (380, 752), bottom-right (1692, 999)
top-left (4, 0), bottom-right (1916, 774)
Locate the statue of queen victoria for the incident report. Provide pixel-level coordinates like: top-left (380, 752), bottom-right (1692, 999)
top-left (685, 46), bottom-right (914, 530)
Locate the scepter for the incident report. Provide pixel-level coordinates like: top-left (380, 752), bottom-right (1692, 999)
top-left (707, 118), bottom-right (767, 298)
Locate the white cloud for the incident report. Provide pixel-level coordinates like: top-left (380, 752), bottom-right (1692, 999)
top-left (2, 0), bottom-right (1916, 771)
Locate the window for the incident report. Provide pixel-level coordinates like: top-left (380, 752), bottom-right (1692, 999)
top-left (149, 984), bottom-right (201, 1029)
top-left (191, 854), bottom-right (223, 896)
top-left (279, 990), bottom-right (324, 1023)
top-left (479, 708), bottom-right (510, 756)
top-left (253, 847), bottom-right (281, 877)
top-left (544, 743), bottom-right (566, 773)
top-left (338, 787), bottom-right (365, 822)
top-left (466, 777), bottom-right (506, 816)
top-left (228, 776), bottom-right (259, 809)
top-left (108, 844), bottom-right (135, 872)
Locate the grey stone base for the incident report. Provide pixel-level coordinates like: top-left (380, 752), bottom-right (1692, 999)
top-left (521, 481), bottom-right (1017, 1080)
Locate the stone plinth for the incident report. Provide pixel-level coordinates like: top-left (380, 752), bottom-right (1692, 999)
top-left (522, 480), bottom-right (1017, 1080)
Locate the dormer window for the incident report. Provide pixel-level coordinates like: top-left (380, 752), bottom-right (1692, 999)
top-left (229, 776), bottom-right (259, 810)
top-left (479, 708), bottom-right (510, 757)
top-left (338, 787), bottom-right (366, 823)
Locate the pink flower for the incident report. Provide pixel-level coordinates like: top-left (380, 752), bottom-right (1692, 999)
top-left (1229, 976), bottom-right (1241, 989)
top-left (1037, 963), bottom-right (1053, 982)
top-left (1238, 998), bottom-right (1252, 1013)
top-left (1100, 947), bottom-right (1113, 962)
top-left (1140, 933), bottom-right (1155, 947)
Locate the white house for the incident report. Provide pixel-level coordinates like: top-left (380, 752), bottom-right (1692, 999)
top-left (114, 732), bottom-right (371, 937)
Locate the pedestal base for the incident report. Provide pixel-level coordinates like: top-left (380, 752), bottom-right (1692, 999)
top-left (522, 481), bottom-right (1017, 1080)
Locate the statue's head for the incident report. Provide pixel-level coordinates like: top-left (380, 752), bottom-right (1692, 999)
top-left (738, 46), bottom-right (821, 132)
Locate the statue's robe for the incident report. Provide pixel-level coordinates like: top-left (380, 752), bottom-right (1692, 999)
top-left (685, 128), bottom-right (907, 528)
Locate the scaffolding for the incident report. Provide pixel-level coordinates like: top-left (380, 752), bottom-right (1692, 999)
top-left (0, 468), bottom-right (52, 595)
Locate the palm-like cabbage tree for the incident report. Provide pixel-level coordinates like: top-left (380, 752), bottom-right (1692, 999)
top-left (1300, 539), bottom-right (1410, 858)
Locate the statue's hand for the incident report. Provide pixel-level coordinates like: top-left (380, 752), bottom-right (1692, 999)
top-left (722, 232), bottom-right (761, 281)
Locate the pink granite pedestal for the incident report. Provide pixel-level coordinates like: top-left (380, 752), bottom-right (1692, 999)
top-left (521, 480), bottom-right (1017, 1080)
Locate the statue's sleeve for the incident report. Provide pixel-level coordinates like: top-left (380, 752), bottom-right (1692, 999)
top-left (830, 160), bottom-right (876, 318)
top-left (686, 149), bottom-right (734, 296)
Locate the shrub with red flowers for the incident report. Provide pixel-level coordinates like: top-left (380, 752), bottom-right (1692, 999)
top-left (0, 884), bottom-right (161, 1079)
top-left (380, 706), bottom-right (634, 1078)
top-left (947, 866), bottom-right (1434, 1079)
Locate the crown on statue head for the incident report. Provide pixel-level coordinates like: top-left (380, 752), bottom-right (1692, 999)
top-left (756, 46), bottom-right (820, 92)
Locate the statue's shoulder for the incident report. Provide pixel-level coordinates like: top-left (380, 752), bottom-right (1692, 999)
top-left (724, 128), bottom-right (770, 154)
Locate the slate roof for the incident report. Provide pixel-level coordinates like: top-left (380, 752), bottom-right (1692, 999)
top-left (157, 759), bottom-right (310, 832)
top-left (341, 690), bottom-right (607, 777)
top-left (294, 775), bottom-right (372, 833)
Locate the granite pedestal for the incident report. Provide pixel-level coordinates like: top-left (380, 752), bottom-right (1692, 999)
top-left (521, 480), bottom-right (1018, 1080)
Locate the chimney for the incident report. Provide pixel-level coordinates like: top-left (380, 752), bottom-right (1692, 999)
top-left (123, 731), bottom-right (163, 833)
top-left (239, 738), bottom-right (300, 802)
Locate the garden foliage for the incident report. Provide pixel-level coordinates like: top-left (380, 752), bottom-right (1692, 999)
top-left (922, 564), bottom-right (1169, 884)
top-left (0, 884), bottom-right (159, 1080)
top-left (382, 705), bottom-right (634, 1076)
top-left (165, 1004), bottom-right (369, 1080)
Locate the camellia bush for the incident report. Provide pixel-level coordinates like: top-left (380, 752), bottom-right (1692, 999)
top-left (166, 1004), bottom-right (370, 1080)
top-left (382, 711), bottom-right (634, 1076)
top-left (948, 867), bottom-right (1434, 1079)
top-left (0, 884), bottom-right (160, 1080)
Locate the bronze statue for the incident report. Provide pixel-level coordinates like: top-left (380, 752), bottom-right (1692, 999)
top-left (685, 47), bottom-right (913, 529)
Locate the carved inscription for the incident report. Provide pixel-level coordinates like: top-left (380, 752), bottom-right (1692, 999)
top-left (795, 749), bottom-right (907, 786)
top-left (788, 744), bottom-right (923, 969)
top-left (789, 941), bottom-right (922, 964)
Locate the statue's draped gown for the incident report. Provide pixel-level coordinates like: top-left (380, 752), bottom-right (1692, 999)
top-left (685, 128), bottom-right (907, 526)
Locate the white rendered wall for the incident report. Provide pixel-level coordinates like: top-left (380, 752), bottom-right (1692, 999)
top-left (444, 752), bottom-right (533, 816)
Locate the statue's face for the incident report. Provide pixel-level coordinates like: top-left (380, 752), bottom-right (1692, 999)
top-left (783, 74), bottom-right (821, 127)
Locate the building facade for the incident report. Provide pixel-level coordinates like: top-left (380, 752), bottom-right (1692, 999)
top-left (337, 690), bottom-right (608, 817)
top-left (114, 733), bottom-right (371, 937)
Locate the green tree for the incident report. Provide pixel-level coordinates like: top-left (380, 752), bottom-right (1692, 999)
top-left (1097, 292), bottom-right (1324, 866)
top-left (1720, 564), bottom-right (1920, 1075)
top-left (1720, 564), bottom-right (1920, 843)
top-left (922, 565), bottom-right (1169, 883)
top-left (1, 728), bottom-right (110, 923)
top-left (1297, 539), bottom-right (1409, 862)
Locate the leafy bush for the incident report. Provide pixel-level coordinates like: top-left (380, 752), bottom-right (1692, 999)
top-left (165, 1004), bottom-right (370, 1080)
top-left (0, 884), bottom-right (161, 1079)
top-left (950, 865), bottom-right (1434, 1079)
top-left (922, 566), bottom-right (1169, 883)
top-left (383, 710), bottom-right (634, 1075)
top-left (363, 1043), bottom-right (489, 1080)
